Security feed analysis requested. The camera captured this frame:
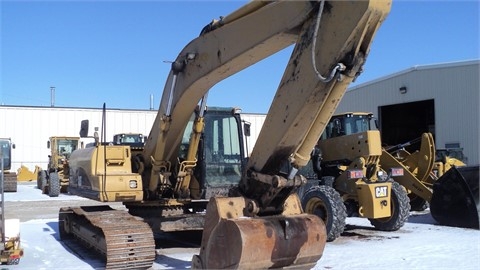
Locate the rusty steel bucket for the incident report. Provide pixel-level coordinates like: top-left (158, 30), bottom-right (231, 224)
top-left (193, 196), bottom-right (327, 269)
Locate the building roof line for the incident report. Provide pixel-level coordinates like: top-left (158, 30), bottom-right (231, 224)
top-left (348, 59), bottom-right (479, 92)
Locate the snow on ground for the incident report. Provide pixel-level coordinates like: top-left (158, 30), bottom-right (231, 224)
top-left (3, 182), bottom-right (90, 202)
top-left (3, 183), bottom-right (480, 269)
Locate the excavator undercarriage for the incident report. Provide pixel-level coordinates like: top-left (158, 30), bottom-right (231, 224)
top-left (59, 206), bottom-right (155, 269)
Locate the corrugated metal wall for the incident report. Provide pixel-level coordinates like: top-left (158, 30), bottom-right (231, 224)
top-left (336, 60), bottom-right (479, 165)
top-left (0, 105), bottom-right (266, 172)
top-left (240, 113), bottom-right (267, 156)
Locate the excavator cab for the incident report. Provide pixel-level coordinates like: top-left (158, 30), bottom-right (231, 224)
top-left (183, 107), bottom-right (247, 199)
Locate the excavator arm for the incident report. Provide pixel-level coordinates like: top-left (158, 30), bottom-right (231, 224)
top-left (141, 0), bottom-right (391, 268)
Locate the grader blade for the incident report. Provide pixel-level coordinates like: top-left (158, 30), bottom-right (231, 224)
top-left (430, 165), bottom-right (479, 229)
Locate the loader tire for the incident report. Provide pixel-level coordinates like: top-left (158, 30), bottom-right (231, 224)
top-left (370, 181), bottom-right (410, 231)
top-left (302, 185), bottom-right (347, 242)
top-left (48, 172), bottom-right (61, 197)
top-left (39, 170), bottom-right (48, 194)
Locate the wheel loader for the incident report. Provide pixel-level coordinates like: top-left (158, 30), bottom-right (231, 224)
top-left (298, 112), bottom-right (410, 242)
top-left (37, 136), bottom-right (80, 197)
top-left (301, 112), bottom-right (479, 240)
top-left (380, 132), bottom-right (479, 229)
top-left (58, 1), bottom-right (391, 269)
top-left (0, 138), bottom-right (17, 192)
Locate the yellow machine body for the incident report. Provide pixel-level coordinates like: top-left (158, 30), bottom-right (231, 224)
top-left (317, 128), bottom-right (394, 219)
top-left (68, 145), bottom-right (143, 202)
top-left (356, 181), bottom-right (392, 218)
top-left (37, 136), bottom-right (80, 197)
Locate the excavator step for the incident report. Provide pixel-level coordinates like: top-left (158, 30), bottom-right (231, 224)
top-left (59, 206), bottom-right (156, 269)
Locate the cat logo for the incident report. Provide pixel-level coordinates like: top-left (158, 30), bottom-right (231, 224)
top-left (375, 186), bottom-right (388, 198)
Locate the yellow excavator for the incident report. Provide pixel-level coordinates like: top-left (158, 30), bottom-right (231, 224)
top-left (59, 1), bottom-right (391, 269)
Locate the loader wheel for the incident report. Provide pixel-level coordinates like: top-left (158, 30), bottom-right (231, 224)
top-left (48, 172), bottom-right (61, 197)
top-left (409, 194), bottom-right (429, 211)
top-left (39, 170), bottom-right (48, 193)
top-left (369, 181), bottom-right (410, 231)
top-left (302, 185), bottom-right (346, 242)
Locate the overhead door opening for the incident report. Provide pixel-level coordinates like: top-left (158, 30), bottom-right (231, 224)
top-left (379, 99), bottom-right (435, 151)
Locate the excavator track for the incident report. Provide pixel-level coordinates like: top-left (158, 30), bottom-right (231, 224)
top-left (3, 172), bottom-right (18, 192)
top-left (59, 205), bottom-right (155, 269)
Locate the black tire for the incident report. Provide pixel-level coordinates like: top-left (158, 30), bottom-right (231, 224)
top-left (409, 194), bottom-right (429, 211)
top-left (37, 171), bottom-right (42, 189)
top-left (39, 170), bottom-right (48, 194)
top-left (301, 185), bottom-right (347, 242)
top-left (369, 181), bottom-right (410, 231)
top-left (48, 172), bottom-right (61, 197)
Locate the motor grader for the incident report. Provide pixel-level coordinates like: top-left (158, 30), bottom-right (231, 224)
top-left (58, 1), bottom-right (391, 269)
top-left (37, 136), bottom-right (80, 197)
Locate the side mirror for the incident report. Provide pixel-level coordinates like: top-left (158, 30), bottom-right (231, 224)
top-left (11, 143), bottom-right (15, 149)
top-left (47, 140), bottom-right (51, 149)
top-left (80, 120), bottom-right (89, 138)
top-left (243, 122), bottom-right (251, 137)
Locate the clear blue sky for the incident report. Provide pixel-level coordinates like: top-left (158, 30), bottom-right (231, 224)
top-left (1, 1), bottom-right (479, 113)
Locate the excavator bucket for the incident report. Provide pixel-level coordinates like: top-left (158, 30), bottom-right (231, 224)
top-left (192, 195), bottom-right (326, 269)
top-left (430, 165), bottom-right (479, 229)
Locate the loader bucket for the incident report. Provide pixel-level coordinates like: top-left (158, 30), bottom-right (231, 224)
top-left (430, 166), bottom-right (479, 229)
top-left (193, 196), bottom-right (326, 269)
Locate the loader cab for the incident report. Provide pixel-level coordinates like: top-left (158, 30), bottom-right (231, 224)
top-left (47, 137), bottom-right (80, 169)
top-left (183, 107), bottom-right (246, 199)
top-left (321, 112), bottom-right (375, 140)
top-left (48, 138), bottom-right (80, 159)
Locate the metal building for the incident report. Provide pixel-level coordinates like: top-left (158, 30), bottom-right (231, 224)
top-left (0, 105), bottom-right (265, 172)
top-left (335, 60), bottom-right (479, 165)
